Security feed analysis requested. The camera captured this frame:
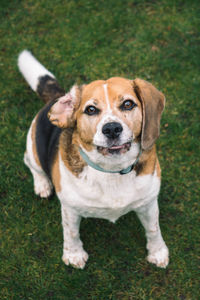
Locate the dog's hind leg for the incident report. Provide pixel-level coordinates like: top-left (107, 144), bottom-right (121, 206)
top-left (26, 162), bottom-right (53, 198)
top-left (24, 118), bottom-right (53, 198)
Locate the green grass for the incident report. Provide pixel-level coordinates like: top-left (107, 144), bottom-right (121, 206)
top-left (0, 0), bottom-right (199, 299)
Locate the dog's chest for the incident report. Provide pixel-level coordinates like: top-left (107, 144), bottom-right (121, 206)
top-left (58, 155), bottom-right (160, 222)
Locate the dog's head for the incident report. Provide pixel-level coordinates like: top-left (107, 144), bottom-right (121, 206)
top-left (48, 77), bottom-right (165, 171)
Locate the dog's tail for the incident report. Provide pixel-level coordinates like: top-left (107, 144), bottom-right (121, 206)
top-left (18, 50), bottom-right (65, 103)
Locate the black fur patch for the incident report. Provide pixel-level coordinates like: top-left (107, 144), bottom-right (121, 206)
top-left (134, 161), bottom-right (144, 176)
top-left (37, 75), bottom-right (65, 102)
top-left (36, 100), bottom-right (62, 178)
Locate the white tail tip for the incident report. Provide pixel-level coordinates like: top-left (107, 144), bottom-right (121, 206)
top-left (18, 50), bottom-right (55, 91)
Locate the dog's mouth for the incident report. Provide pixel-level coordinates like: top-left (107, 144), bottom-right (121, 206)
top-left (97, 142), bottom-right (131, 156)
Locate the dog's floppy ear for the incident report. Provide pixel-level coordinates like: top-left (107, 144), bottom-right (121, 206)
top-left (133, 78), bottom-right (165, 150)
top-left (48, 85), bottom-right (81, 128)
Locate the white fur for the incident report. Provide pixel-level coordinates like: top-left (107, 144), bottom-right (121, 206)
top-left (61, 206), bottom-right (89, 269)
top-left (136, 200), bottom-right (169, 268)
top-left (58, 153), bottom-right (160, 221)
top-left (103, 84), bottom-right (112, 112)
top-left (57, 152), bottom-right (169, 269)
top-left (18, 50), bottom-right (55, 91)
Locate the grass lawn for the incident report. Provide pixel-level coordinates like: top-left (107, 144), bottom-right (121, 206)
top-left (0, 0), bottom-right (199, 299)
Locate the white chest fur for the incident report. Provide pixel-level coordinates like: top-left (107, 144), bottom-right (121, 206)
top-left (58, 154), bottom-right (161, 222)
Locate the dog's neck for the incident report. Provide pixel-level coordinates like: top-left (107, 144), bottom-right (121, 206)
top-left (78, 146), bottom-right (142, 175)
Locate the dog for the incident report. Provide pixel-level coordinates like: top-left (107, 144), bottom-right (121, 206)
top-left (18, 50), bottom-right (169, 269)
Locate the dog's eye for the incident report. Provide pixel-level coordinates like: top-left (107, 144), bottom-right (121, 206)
top-left (120, 100), bottom-right (136, 111)
top-left (84, 105), bottom-right (100, 116)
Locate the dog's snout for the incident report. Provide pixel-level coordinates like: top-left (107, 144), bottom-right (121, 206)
top-left (102, 122), bottom-right (123, 139)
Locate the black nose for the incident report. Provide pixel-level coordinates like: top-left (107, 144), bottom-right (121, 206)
top-left (102, 122), bottom-right (123, 139)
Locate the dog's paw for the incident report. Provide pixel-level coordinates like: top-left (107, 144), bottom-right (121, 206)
top-left (147, 246), bottom-right (169, 268)
top-left (34, 175), bottom-right (53, 198)
top-left (62, 249), bottom-right (89, 269)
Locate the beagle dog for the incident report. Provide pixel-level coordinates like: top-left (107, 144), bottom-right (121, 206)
top-left (18, 50), bottom-right (169, 269)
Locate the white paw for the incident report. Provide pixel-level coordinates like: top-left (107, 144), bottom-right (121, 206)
top-left (147, 246), bottom-right (169, 268)
top-left (62, 249), bottom-right (89, 269)
top-left (34, 175), bottom-right (53, 198)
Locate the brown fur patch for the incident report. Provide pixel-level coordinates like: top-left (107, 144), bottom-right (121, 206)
top-left (31, 116), bottom-right (41, 167)
top-left (51, 151), bottom-right (61, 193)
top-left (156, 158), bottom-right (161, 178)
top-left (135, 145), bottom-right (157, 176)
top-left (59, 129), bottom-right (86, 177)
top-left (133, 78), bottom-right (165, 150)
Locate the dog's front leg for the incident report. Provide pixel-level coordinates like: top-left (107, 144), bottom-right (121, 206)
top-left (135, 198), bottom-right (169, 268)
top-left (61, 205), bottom-right (88, 269)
